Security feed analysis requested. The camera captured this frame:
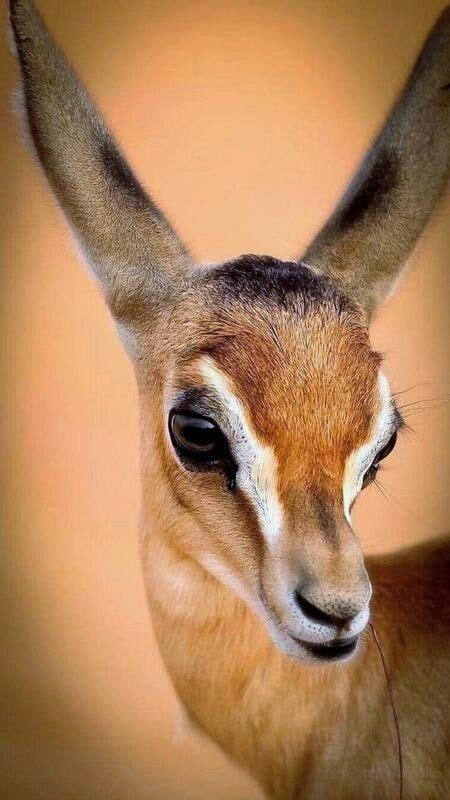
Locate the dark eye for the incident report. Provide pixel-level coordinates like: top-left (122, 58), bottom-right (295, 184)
top-left (362, 430), bottom-right (398, 489)
top-left (169, 411), bottom-right (229, 463)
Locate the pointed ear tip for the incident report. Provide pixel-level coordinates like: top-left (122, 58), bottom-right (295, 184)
top-left (9, 0), bottom-right (35, 15)
top-left (9, 0), bottom-right (32, 23)
top-left (432, 4), bottom-right (450, 36)
top-left (9, 0), bottom-right (40, 37)
top-left (435, 4), bottom-right (450, 23)
top-left (9, 0), bottom-right (50, 72)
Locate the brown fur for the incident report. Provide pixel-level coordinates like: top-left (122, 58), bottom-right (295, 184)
top-left (9, 2), bottom-right (450, 798)
top-left (144, 526), bottom-right (449, 799)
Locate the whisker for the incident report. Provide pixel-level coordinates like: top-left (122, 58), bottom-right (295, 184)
top-left (370, 624), bottom-right (404, 800)
top-left (392, 380), bottom-right (450, 400)
top-left (374, 478), bottom-right (432, 527)
top-left (374, 479), bottom-right (391, 503)
top-left (397, 397), bottom-right (448, 411)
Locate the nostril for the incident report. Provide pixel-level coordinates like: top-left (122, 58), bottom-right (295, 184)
top-left (293, 590), bottom-right (334, 625)
top-left (293, 590), bottom-right (353, 627)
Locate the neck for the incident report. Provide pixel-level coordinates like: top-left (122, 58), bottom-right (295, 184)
top-left (141, 525), bottom-right (399, 799)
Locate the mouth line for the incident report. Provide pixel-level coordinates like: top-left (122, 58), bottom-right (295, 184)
top-left (292, 634), bottom-right (359, 661)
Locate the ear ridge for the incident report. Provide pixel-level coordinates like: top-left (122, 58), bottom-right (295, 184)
top-left (302, 7), bottom-right (450, 317)
top-left (9, 0), bottom-right (193, 320)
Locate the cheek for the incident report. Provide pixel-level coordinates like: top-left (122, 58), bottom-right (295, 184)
top-left (165, 470), bottom-right (262, 555)
top-left (205, 492), bottom-right (265, 572)
top-left (185, 492), bottom-right (266, 605)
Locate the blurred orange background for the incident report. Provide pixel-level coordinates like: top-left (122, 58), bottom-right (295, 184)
top-left (1, 1), bottom-right (448, 798)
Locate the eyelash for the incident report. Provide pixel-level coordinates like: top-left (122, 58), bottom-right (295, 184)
top-left (361, 430), bottom-right (398, 489)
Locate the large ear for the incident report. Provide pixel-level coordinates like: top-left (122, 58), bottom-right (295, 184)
top-left (9, 0), bottom-right (193, 326)
top-left (302, 8), bottom-right (450, 318)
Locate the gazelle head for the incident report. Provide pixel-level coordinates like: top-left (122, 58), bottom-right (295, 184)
top-left (10, 0), bottom-right (449, 663)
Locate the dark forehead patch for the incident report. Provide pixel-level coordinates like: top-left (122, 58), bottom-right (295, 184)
top-left (174, 253), bottom-right (381, 476)
top-left (207, 255), bottom-right (354, 315)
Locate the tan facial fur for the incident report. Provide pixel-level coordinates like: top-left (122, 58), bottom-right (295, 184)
top-left (148, 280), bottom-right (383, 662)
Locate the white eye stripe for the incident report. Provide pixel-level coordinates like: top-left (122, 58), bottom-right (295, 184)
top-left (198, 356), bottom-right (283, 546)
top-left (170, 361), bottom-right (395, 536)
top-left (343, 371), bottom-right (396, 521)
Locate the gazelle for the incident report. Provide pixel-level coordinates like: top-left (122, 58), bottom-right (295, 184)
top-left (9, 1), bottom-right (450, 798)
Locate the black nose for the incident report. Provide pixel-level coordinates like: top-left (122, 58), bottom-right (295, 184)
top-left (293, 589), bottom-right (354, 628)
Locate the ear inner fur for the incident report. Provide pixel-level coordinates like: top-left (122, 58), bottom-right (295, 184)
top-left (302, 8), bottom-right (450, 316)
top-left (9, 0), bottom-right (193, 323)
